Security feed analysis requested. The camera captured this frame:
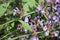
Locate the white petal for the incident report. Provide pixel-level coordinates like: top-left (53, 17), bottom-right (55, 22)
top-left (13, 12), bottom-right (16, 16)
top-left (24, 16), bottom-right (29, 23)
top-left (45, 31), bottom-right (49, 36)
top-left (43, 26), bottom-right (47, 31)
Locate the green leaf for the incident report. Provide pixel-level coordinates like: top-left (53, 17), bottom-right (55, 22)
top-left (10, 0), bottom-right (15, 2)
top-left (0, 30), bottom-right (17, 40)
top-left (11, 22), bottom-right (14, 28)
top-left (19, 20), bottom-right (32, 32)
top-left (22, 0), bottom-right (29, 3)
top-left (39, 0), bottom-right (44, 3)
top-left (0, 19), bottom-right (15, 30)
top-left (23, 3), bottom-right (30, 12)
top-left (43, 14), bottom-right (48, 20)
top-left (24, 11), bottom-right (36, 16)
top-left (27, 0), bottom-right (37, 8)
top-left (5, 17), bottom-right (10, 21)
top-left (11, 34), bottom-right (30, 40)
top-left (0, 2), bottom-right (10, 17)
top-left (0, 0), bottom-right (14, 17)
top-left (23, 0), bottom-right (37, 14)
top-left (9, 22), bottom-right (15, 31)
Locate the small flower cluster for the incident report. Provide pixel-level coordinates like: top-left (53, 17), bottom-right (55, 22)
top-left (16, 0), bottom-right (60, 40)
top-left (13, 7), bottom-right (20, 16)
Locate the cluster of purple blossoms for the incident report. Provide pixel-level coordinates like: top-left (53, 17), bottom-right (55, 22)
top-left (13, 0), bottom-right (60, 40)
